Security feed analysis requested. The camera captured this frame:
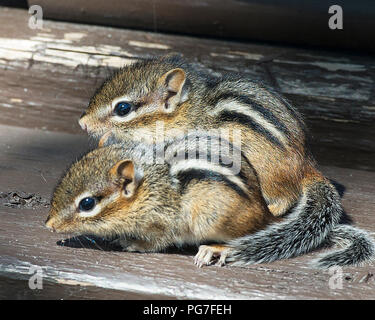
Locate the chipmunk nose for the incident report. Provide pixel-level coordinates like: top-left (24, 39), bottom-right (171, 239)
top-left (45, 216), bottom-right (56, 232)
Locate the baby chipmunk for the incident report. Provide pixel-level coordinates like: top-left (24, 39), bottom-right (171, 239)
top-left (46, 135), bottom-right (278, 267)
top-left (77, 53), bottom-right (374, 267)
top-left (47, 134), bottom-right (373, 267)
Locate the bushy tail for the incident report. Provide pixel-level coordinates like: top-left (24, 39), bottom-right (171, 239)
top-left (227, 180), bottom-right (344, 266)
top-left (313, 224), bottom-right (375, 268)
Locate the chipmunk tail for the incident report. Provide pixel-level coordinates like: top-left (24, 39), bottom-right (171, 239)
top-left (227, 180), bottom-right (345, 266)
top-left (312, 224), bottom-right (375, 268)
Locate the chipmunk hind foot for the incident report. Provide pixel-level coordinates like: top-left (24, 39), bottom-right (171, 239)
top-left (194, 244), bottom-right (233, 268)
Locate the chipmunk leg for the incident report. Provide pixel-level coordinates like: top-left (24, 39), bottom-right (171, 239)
top-left (194, 244), bottom-right (233, 268)
top-left (268, 198), bottom-right (293, 217)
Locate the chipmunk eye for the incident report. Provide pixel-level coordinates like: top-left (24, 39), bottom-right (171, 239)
top-left (114, 102), bottom-right (132, 117)
top-left (79, 197), bottom-right (96, 212)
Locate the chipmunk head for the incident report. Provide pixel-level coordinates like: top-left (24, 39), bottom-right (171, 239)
top-left (79, 54), bottom-right (190, 139)
top-left (45, 147), bottom-right (144, 237)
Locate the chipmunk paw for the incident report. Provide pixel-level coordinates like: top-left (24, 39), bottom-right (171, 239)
top-left (194, 245), bottom-right (232, 268)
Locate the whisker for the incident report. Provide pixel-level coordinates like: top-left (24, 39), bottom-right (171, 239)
top-left (75, 235), bottom-right (88, 250)
top-left (84, 235), bottom-right (105, 251)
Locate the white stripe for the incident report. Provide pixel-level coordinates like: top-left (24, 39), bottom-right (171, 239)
top-left (170, 159), bottom-right (248, 193)
top-left (212, 99), bottom-right (286, 143)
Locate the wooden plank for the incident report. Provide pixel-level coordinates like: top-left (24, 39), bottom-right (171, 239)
top-left (0, 1), bottom-right (27, 8)
top-left (0, 275), bottom-right (170, 299)
top-left (0, 124), bottom-right (375, 300)
top-left (0, 8), bottom-right (374, 171)
top-left (27, 0), bottom-right (375, 52)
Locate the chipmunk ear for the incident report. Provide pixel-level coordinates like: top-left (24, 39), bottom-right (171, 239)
top-left (158, 68), bottom-right (187, 112)
top-left (110, 160), bottom-right (143, 198)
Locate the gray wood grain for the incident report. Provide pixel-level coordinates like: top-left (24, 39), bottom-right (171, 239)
top-left (27, 0), bottom-right (375, 52)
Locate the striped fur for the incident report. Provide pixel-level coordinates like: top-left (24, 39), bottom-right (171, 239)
top-left (212, 94), bottom-right (289, 147)
top-left (175, 168), bottom-right (250, 199)
top-left (171, 161), bottom-right (249, 200)
top-left (226, 180), bottom-right (375, 267)
top-left (217, 109), bottom-right (285, 149)
top-left (163, 132), bottom-right (251, 198)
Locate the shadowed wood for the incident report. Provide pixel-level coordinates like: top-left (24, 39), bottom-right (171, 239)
top-left (27, 0), bottom-right (375, 52)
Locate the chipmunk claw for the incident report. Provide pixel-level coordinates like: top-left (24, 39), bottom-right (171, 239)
top-left (194, 245), bottom-right (232, 268)
top-left (215, 249), bottom-right (231, 267)
top-left (194, 245), bottom-right (215, 268)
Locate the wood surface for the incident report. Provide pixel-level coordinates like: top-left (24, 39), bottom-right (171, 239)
top-left (0, 7), bottom-right (374, 299)
top-left (27, 0), bottom-right (375, 52)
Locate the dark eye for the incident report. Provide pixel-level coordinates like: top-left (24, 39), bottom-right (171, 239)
top-left (79, 197), bottom-right (96, 212)
top-left (114, 102), bottom-right (132, 117)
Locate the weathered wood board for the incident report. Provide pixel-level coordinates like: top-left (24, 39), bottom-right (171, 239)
top-left (0, 8), bottom-right (374, 299)
top-left (27, 0), bottom-right (375, 52)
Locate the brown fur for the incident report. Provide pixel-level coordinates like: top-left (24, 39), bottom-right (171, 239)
top-left (47, 145), bottom-right (277, 255)
top-left (79, 54), bottom-right (323, 217)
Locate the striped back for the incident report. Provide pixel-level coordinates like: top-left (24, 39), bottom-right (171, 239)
top-left (164, 131), bottom-right (253, 199)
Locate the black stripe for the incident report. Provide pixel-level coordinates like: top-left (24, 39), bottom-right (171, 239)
top-left (169, 141), bottom-right (244, 173)
top-left (268, 89), bottom-right (306, 127)
top-left (216, 92), bottom-right (290, 138)
top-left (176, 168), bottom-right (249, 199)
top-left (205, 77), bottom-right (221, 90)
top-left (218, 110), bottom-right (285, 149)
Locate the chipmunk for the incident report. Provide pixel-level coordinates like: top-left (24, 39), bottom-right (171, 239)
top-left (46, 134), bottom-right (374, 268)
top-left (45, 135), bottom-right (279, 267)
top-left (77, 54), bottom-right (375, 267)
